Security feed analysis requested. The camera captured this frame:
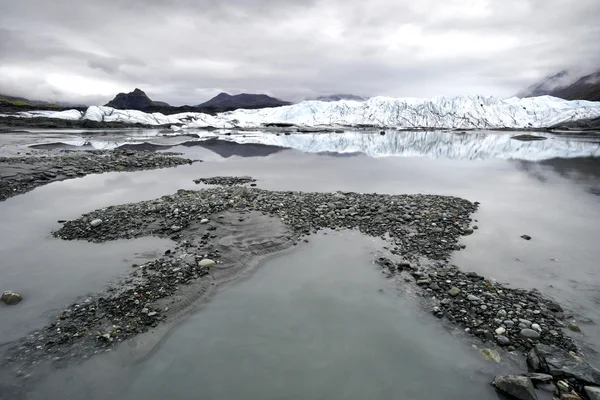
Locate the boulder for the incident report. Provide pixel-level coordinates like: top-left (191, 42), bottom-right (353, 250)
top-left (531, 344), bottom-right (600, 386)
top-left (491, 375), bottom-right (538, 400)
top-left (1, 290), bottom-right (23, 305)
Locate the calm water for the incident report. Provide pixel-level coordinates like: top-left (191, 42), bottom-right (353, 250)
top-left (1, 129), bottom-right (599, 398)
top-left (24, 232), bottom-right (505, 400)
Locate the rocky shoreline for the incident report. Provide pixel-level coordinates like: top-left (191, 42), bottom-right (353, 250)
top-left (0, 149), bottom-right (195, 202)
top-left (1, 181), bottom-right (596, 400)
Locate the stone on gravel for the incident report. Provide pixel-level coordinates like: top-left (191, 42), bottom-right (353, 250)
top-left (90, 219), bottom-right (103, 227)
top-left (584, 386), bottom-right (600, 400)
top-left (521, 329), bottom-right (541, 339)
top-left (1, 290), bottom-right (23, 305)
top-left (497, 335), bottom-right (511, 346)
top-left (467, 294), bottom-right (481, 302)
top-left (491, 375), bottom-right (538, 400)
top-left (496, 327), bottom-right (507, 335)
top-left (198, 259), bottom-right (216, 268)
top-left (448, 287), bottom-right (461, 297)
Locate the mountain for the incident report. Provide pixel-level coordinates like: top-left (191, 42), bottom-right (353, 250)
top-left (313, 94), bottom-right (366, 102)
top-left (197, 93), bottom-right (291, 110)
top-left (518, 69), bottom-right (600, 101)
top-left (19, 95), bottom-right (600, 130)
top-left (0, 94), bottom-right (86, 113)
top-left (105, 88), bottom-right (169, 110)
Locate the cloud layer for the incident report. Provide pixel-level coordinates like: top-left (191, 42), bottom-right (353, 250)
top-left (1, 0), bottom-right (599, 105)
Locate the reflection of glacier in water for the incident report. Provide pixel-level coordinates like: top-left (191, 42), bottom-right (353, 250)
top-left (193, 131), bottom-right (600, 161)
top-left (45, 130), bottom-right (600, 161)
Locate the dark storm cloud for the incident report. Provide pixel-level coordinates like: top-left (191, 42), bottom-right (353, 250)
top-left (1, 0), bottom-right (598, 105)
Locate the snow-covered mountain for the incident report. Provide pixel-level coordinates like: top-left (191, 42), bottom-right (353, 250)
top-left (8, 95), bottom-right (600, 130)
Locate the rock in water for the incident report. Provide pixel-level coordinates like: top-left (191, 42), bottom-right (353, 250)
top-left (521, 234), bottom-right (532, 240)
top-left (531, 344), bottom-right (600, 386)
top-left (480, 348), bottom-right (501, 363)
top-left (584, 386), bottom-right (600, 400)
top-left (1, 291), bottom-right (23, 305)
top-left (90, 219), bottom-right (103, 227)
top-left (491, 375), bottom-right (538, 400)
top-left (198, 259), bottom-right (216, 268)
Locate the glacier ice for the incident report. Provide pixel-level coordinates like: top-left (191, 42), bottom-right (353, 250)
top-left (8, 95), bottom-right (600, 129)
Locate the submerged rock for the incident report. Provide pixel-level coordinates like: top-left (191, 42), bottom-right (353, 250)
top-left (491, 375), bottom-right (538, 400)
top-left (521, 234), bottom-right (532, 240)
top-left (1, 290), bottom-right (23, 305)
top-left (480, 348), bottom-right (501, 363)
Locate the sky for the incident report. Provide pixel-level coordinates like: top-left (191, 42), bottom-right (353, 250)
top-left (0, 0), bottom-right (599, 106)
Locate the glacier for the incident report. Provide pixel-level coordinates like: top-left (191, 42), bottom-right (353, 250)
top-left (6, 95), bottom-right (600, 129)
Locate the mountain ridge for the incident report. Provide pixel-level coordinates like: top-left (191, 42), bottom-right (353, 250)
top-left (518, 69), bottom-right (600, 101)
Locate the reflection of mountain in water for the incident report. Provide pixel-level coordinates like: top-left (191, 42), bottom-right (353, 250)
top-left (515, 157), bottom-right (600, 196)
top-left (218, 131), bottom-right (600, 161)
top-left (178, 138), bottom-right (285, 158)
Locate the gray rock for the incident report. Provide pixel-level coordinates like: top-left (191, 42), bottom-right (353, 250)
top-left (526, 373), bottom-right (553, 384)
top-left (491, 375), bottom-right (538, 400)
top-left (521, 234), bottom-right (532, 240)
top-left (198, 259), bottom-right (216, 268)
top-left (200, 218), bottom-right (209, 224)
top-left (90, 219), bottom-right (103, 227)
top-left (495, 327), bottom-right (506, 335)
top-left (448, 287), bottom-right (461, 297)
top-left (584, 386), bottom-right (600, 400)
top-left (520, 329), bottom-right (541, 339)
top-left (1, 291), bottom-right (23, 305)
top-left (467, 294), bottom-right (481, 302)
top-left (519, 319), bottom-right (533, 328)
top-left (429, 283), bottom-right (440, 291)
top-left (533, 344), bottom-right (600, 386)
top-left (497, 335), bottom-right (511, 346)
top-left (497, 309), bottom-right (508, 318)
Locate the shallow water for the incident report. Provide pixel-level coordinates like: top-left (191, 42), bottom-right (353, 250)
top-left (1, 129), bottom-right (600, 396)
top-left (24, 232), bottom-right (505, 400)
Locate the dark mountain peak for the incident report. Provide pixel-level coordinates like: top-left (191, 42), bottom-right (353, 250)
top-left (517, 68), bottom-right (600, 101)
top-left (197, 92), bottom-right (291, 110)
top-left (105, 88), bottom-right (170, 110)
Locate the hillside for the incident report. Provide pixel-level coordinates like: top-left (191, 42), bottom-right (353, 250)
top-left (518, 69), bottom-right (600, 101)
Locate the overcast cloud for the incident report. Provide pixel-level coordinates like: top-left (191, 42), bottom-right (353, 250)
top-left (0, 0), bottom-right (599, 105)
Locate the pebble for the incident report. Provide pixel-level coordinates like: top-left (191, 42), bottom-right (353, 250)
top-left (531, 323), bottom-right (541, 332)
top-left (200, 218), bottom-right (209, 224)
top-left (90, 219), bottom-right (103, 227)
top-left (520, 329), bottom-right (540, 339)
top-left (448, 287), bottom-right (461, 297)
top-left (467, 294), bottom-right (481, 302)
top-left (198, 259), bottom-right (216, 267)
top-left (496, 335), bottom-right (511, 346)
top-left (495, 327), bottom-right (507, 335)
